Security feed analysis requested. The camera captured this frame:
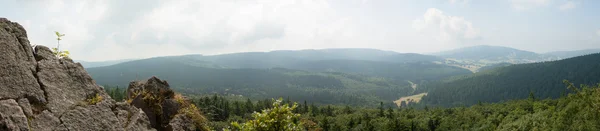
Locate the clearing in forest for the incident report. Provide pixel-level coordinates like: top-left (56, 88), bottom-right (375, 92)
top-left (394, 93), bottom-right (427, 107)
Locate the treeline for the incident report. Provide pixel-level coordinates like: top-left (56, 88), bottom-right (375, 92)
top-left (420, 53), bottom-right (600, 107)
top-left (92, 62), bottom-right (414, 107)
top-left (106, 81), bottom-right (600, 130)
top-left (104, 86), bottom-right (126, 102)
top-left (227, 81), bottom-right (600, 130)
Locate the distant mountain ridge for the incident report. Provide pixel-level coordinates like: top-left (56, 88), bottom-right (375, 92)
top-left (76, 59), bottom-right (135, 68)
top-left (76, 47), bottom-right (600, 69)
top-left (85, 48), bottom-right (471, 106)
top-left (543, 49), bottom-right (600, 59)
top-left (432, 45), bottom-right (547, 63)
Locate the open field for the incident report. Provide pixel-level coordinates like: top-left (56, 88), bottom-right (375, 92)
top-left (394, 93), bottom-right (428, 107)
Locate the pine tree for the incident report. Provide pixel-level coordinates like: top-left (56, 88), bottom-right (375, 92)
top-left (245, 98), bottom-right (254, 113)
top-left (378, 102), bottom-right (385, 117)
top-left (303, 100), bottom-right (308, 114)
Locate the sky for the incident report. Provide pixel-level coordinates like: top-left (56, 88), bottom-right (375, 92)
top-left (1, 0), bottom-right (599, 61)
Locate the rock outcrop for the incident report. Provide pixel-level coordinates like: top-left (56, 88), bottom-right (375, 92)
top-left (0, 18), bottom-right (160, 130)
top-left (127, 77), bottom-right (208, 131)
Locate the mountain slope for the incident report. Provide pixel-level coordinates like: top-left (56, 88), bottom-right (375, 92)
top-left (286, 59), bottom-right (470, 82)
top-left (76, 59), bottom-right (134, 68)
top-left (420, 53), bottom-right (600, 107)
top-left (189, 48), bottom-right (443, 69)
top-left (85, 49), bottom-right (470, 106)
top-left (544, 49), bottom-right (600, 59)
top-left (433, 45), bottom-right (545, 63)
top-left (86, 58), bottom-right (414, 106)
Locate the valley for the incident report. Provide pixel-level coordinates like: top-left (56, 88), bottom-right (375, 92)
top-left (4, 1), bottom-right (600, 130)
top-left (85, 46), bottom-right (600, 108)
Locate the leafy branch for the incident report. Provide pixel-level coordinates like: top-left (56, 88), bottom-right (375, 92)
top-left (53, 31), bottom-right (70, 58)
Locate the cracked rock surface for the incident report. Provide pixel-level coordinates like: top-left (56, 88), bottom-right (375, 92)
top-left (0, 18), bottom-right (156, 131)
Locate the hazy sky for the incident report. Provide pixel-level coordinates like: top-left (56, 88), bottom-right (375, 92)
top-left (2, 0), bottom-right (599, 61)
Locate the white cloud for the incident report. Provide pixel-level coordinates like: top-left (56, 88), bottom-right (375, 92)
top-left (412, 8), bottom-right (480, 43)
top-left (449, 0), bottom-right (469, 5)
top-left (597, 30), bottom-right (600, 37)
top-left (3, 0), bottom-right (377, 61)
top-left (559, 1), bottom-right (576, 11)
top-left (510, 0), bottom-right (551, 10)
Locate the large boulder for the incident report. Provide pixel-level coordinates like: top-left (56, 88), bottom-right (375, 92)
top-left (0, 18), bottom-right (46, 104)
top-left (59, 100), bottom-right (122, 131)
top-left (114, 102), bottom-right (156, 131)
top-left (0, 18), bottom-right (159, 131)
top-left (35, 45), bottom-right (110, 116)
top-left (0, 99), bottom-right (29, 131)
top-left (127, 76), bottom-right (208, 131)
top-left (166, 114), bottom-right (197, 131)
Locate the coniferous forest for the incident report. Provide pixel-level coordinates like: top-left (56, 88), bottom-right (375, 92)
top-left (106, 80), bottom-right (600, 130)
top-left (5, 2), bottom-right (600, 130)
top-left (97, 50), bottom-right (600, 130)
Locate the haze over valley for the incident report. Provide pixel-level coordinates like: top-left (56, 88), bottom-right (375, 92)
top-left (3, 0), bottom-right (600, 130)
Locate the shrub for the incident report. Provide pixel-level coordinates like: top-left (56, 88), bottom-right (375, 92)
top-left (229, 98), bottom-right (304, 131)
top-left (87, 93), bottom-right (104, 105)
top-left (179, 104), bottom-right (210, 130)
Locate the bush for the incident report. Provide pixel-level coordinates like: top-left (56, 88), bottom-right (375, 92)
top-left (86, 93), bottom-right (104, 105)
top-left (229, 98), bottom-right (304, 131)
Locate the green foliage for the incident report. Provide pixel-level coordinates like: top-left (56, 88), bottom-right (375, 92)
top-left (55, 31), bottom-right (65, 40)
top-left (52, 47), bottom-right (70, 58)
top-left (104, 86), bottom-right (126, 102)
top-left (52, 31), bottom-right (70, 58)
top-left (86, 93), bottom-right (104, 105)
top-left (229, 98), bottom-right (303, 131)
top-left (194, 81), bottom-right (600, 130)
top-left (179, 104), bottom-right (210, 130)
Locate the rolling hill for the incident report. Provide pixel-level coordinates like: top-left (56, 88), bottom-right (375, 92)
top-left (180, 48), bottom-right (444, 69)
top-left (76, 59), bottom-right (135, 68)
top-left (87, 57), bottom-right (414, 106)
top-left (85, 48), bottom-right (471, 106)
top-left (419, 53), bottom-right (600, 107)
top-left (433, 45), bottom-right (545, 62)
top-left (544, 49), bottom-right (600, 59)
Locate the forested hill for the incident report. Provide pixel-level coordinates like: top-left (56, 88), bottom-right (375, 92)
top-left (420, 53), bottom-right (600, 107)
top-left (432, 45), bottom-right (543, 61)
top-left (543, 49), bottom-right (600, 59)
top-left (86, 48), bottom-right (473, 107)
top-left (90, 64), bottom-right (412, 106)
top-left (171, 48), bottom-right (443, 69)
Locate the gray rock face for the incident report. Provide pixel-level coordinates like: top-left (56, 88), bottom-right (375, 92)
top-left (114, 102), bottom-right (157, 131)
top-left (128, 76), bottom-right (177, 130)
top-left (16, 98), bottom-right (32, 118)
top-left (127, 76), bottom-right (175, 99)
top-left (0, 99), bottom-right (29, 131)
top-left (30, 110), bottom-right (62, 131)
top-left (59, 101), bottom-right (122, 131)
top-left (0, 18), bottom-right (162, 131)
top-left (127, 76), bottom-right (207, 130)
top-left (166, 114), bottom-right (196, 131)
top-left (162, 99), bottom-right (181, 124)
top-left (36, 50), bottom-right (108, 116)
top-left (0, 18), bottom-right (46, 104)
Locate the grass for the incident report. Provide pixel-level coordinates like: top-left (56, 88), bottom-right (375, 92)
top-left (178, 104), bottom-right (209, 130)
top-left (394, 93), bottom-right (428, 107)
top-left (86, 93), bottom-right (104, 105)
top-left (174, 93), bottom-right (209, 130)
